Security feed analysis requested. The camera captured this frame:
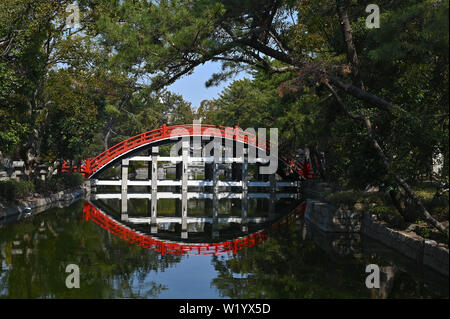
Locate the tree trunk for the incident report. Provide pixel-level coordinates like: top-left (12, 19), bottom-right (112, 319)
top-left (331, 4), bottom-right (448, 237)
top-left (103, 117), bottom-right (114, 151)
top-left (310, 145), bottom-right (326, 180)
top-left (325, 82), bottom-right (449, 238)
top-left (336, 0), bottom-right (365, 90)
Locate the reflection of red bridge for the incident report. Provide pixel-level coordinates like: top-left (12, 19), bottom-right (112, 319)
top-left (60, 124), bottom-right (313, 179)
top-left (83, 201), bottom-right (306, 256)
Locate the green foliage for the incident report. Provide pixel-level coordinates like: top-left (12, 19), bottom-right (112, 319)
top-left (56, 172), bottom-right (85, 189)
top-left (0, 180), bottom-right (35, 200)
top-left (38, 70), bottom-right (100, 161)
top-left (357, 0), bottom-right (449, 183)
top-left (198, 67), bottom-right (318, 153)
top-left (1, 0), bottom-right (197, 165)
top-left (325, 190), bottom-right (364, 207)
top-left (324, 184), bottom-right (449, 230)
top-left (325, 190), bottom-right (386, 207)
top-left (35, 172), bottom-right (85, 194)
top-left (369, 205), bottom-right (406, 229)
top-left (415, 224), bottom-right (431, 239)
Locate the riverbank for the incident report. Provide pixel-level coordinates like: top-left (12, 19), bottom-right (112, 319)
top-left (303, 183), bottom-right (449, 277)
top-left (0, 181), bottom-right (90, 221)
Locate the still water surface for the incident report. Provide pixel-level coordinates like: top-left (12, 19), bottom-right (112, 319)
top-left (0, 199), bottom-right (448, 299)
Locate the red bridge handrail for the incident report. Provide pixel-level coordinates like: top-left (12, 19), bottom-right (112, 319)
top-left (59, 124), bottom-right (313, 179)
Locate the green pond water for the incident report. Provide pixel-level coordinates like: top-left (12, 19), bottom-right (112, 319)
top-left (0, 198), bottom-right (448, 299)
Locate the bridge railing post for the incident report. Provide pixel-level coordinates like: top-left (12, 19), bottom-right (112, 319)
top-left (121, 159), bottom-right (129, 221)
top-left (242, 148), bottom-right (248, 232)
top-left (269, 173), bottom-right (276, 220)
top-left (181, 141), bottom-right (189, 239)
top-left (151, 146), bottom-right (158, 234)
top-left (212, 157), bottom-right (220, 239)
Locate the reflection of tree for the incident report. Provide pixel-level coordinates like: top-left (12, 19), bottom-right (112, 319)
top-left (210, 222), bottom-right (443, 299)
top-left (211, 223), bottom-right (370, 298)
top-left (0, 201), bottom-right (182, 298)
top-left (388, 271), bottom-right (443, 299)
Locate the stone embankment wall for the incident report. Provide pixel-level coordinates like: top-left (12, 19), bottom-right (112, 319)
top-left (305, 197), bottom-right (449, 277)
top-left (0, 182), bottom-right (90, 220)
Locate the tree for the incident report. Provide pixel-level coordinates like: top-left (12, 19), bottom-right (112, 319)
top-left (91, 0), bottom-right (448, 235)
top-left (38, 69), bottom-right (99, 161)
top-left (0, 0), bottom-right (98, 165)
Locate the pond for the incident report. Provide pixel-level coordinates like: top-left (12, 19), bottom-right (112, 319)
top-left (0, 197), bottom-right (448, 299)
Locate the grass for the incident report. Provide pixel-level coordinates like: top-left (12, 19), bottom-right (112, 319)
top-left (412, 186), bottom-right (449, 221)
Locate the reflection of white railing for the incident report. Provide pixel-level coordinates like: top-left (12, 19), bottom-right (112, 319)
top-left (127, 216), bottom-right (269, 224)
top-left (94, 192), bottom-right (298, 200)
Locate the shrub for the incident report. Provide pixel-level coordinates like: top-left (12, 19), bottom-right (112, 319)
top-left (415, 225), bottom-right (431, 239)
top-left (35, 172), bottom-right (85, 194)
top-left (0, 179), bottom-right (35, 200)
top-left (325, 190), bottom-right (385, 207)
top-left (325, 190), bottom-right (359, 206)
top-left (59, 172), bottom-right (85, 189)
top-left (369, 205), bottom-right (406, 229)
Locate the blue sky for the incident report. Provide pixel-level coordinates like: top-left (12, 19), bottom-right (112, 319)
top-left (166, 61), bottom-right (250, 108)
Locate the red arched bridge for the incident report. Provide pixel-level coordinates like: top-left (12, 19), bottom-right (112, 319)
top-left (60, 123), bottom-right (313, 180)
top-left (67, 123), bottom-right (310, 242)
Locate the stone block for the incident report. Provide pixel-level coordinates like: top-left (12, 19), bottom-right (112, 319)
top-left (305, 199), bottom-right (362, 233)
top-left (423, 240), bottom-right (449, 277)
top-left (12, 161), bottom-right (25, 168)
